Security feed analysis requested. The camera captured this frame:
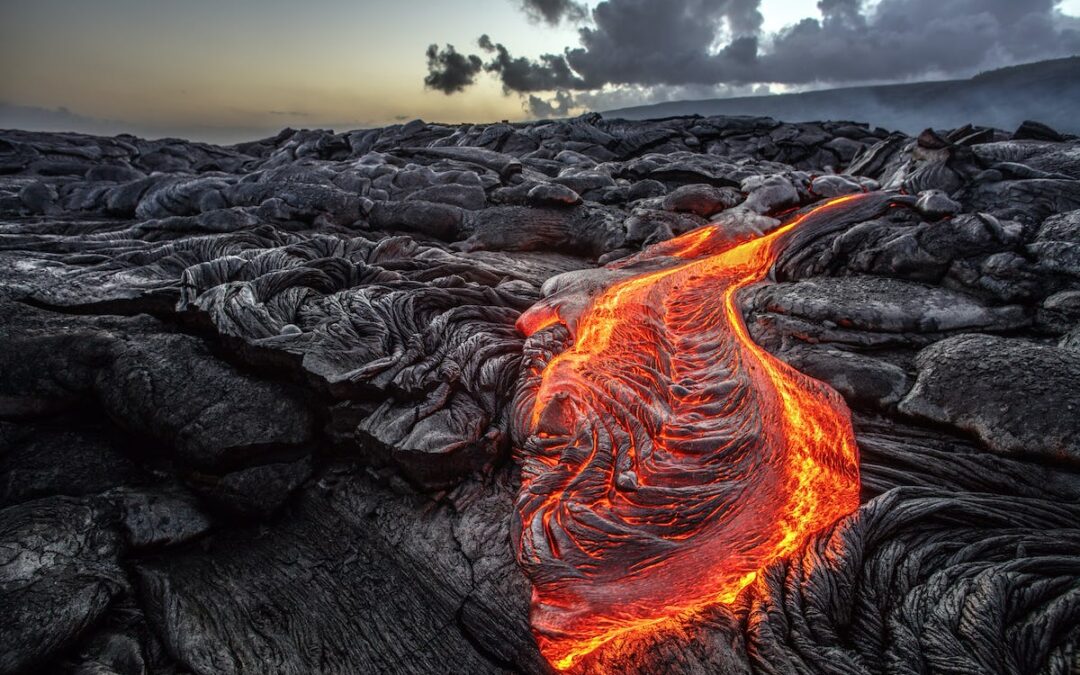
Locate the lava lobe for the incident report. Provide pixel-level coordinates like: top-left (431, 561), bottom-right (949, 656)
top-left (512, 195), bottom-right (882, 670)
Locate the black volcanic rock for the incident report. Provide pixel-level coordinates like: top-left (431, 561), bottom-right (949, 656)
top-left (0, 113), bottom-right (1078, 674)
top-left (0, 306), bottom-right (314, 474)
top-left (0, 423), bottom-right (148, 505)
top-left (661, 183), bottom-right (743, 217)
top-left (0, 496), bottom-right (125, 675)
top-left (900, 334), bottom-right (1080, 464)
top-left (1013, 119), bottom-right (1066, 142)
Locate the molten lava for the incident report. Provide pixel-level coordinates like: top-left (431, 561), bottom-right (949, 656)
top-left (512, 195), bottom-right (874, 670)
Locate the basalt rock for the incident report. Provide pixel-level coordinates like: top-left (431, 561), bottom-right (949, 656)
top-left (0, 114), bottom-right (1078, 675)
top-left (661, 183), bottom-right (744, 216)
top-left (900, 334), bottom-right (1080, 464)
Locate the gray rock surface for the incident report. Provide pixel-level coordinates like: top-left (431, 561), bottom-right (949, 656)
top-left (662, 183), bottom-right (743, 216)
top-left (914, 188), bottom-right (962, 219)
top-left (810, 173), bottom-right (863, 198)
top-left (900, 334), bottom-right (1080, 464)
top-left (0, 497), bottom-right (125, 675)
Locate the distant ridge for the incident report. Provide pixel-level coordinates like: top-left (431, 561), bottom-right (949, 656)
top-left (602, 57), bottom-right (1080, 134)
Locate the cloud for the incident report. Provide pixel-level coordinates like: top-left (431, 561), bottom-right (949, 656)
top-left (563, 0), bottom-right (764, 88)
top-left (479, 34), bottom-right (588, 92)
top-left (759, 0), bottom-right (1080, 84)
top-left (429, 0), bottom-right (1080, 102)
top-left (423, 44), bottom-right (484, 94)
top-left (519, 0), bottom-right (588, 24)
top-left (526, 90), bottom-right (577, 118)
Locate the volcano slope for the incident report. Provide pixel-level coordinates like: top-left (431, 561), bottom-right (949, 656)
top-left (0, 114), bottom-right (1078, 674)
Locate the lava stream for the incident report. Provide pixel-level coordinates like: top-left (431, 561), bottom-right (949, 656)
top-left (512, 194), bottom-right (878, 670)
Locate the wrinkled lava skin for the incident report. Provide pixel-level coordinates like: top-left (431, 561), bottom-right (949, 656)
top-left (512, 195), bottom-right (876, 670)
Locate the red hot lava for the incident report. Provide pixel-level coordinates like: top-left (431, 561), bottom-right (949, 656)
top-left (512, 195), bottom-right (874, 670)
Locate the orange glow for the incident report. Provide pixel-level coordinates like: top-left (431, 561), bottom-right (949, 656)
top-left (513, 195), bottom-right (867, 670)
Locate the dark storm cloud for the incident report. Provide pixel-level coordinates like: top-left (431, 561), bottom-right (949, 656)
top-left (519, 0), bottom-right (588, 24)
top-left (815, 0), bottom-right (864, 25)
top-left (427, 0), bottom-right (1080, 96)
top-left (761, 0), bottom-right (1080, 84)
top-left (561, 0), bottom-right (764, 87)
top-left (423, 44), bottom-right (483, 94)
top-left (527, 90), bottom-right (576, 118)
top-left (479, 34), bottom-right (588, 92)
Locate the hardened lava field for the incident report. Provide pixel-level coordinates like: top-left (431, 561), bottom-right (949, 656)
top-left (2, 116), bottom-right (1079, 675)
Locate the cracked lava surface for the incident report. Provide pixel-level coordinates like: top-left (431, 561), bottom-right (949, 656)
top-left (513, 195), bottom-right (869, 670)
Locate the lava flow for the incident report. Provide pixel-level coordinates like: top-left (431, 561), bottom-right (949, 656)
top-left (512, 194), bottom-right (880, 671)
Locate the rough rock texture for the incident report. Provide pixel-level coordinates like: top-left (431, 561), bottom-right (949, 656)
top-left (899, 334), bottom-right (1080, 463)
top-left (1, 113), bottom-right (1078, 674)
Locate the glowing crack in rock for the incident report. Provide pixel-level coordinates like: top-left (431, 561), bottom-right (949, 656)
top-left (512, 194), bottom-right (884, 670)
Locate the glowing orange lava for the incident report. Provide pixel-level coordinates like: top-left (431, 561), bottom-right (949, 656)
top-left (512, 195), bottom-right (875, 671)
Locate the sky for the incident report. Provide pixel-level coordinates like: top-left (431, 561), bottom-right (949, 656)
top-left (1, 0), bottom-right (1078, 142)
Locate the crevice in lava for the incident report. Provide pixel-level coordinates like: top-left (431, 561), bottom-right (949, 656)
top-left (446, 519), bottom-right (518, 672)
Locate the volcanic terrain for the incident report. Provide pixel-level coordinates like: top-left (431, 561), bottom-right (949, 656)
top-left (1, 113), bottom-right (1078, 674)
